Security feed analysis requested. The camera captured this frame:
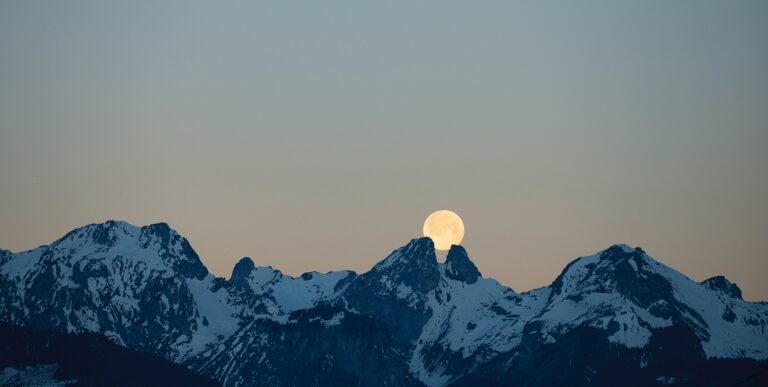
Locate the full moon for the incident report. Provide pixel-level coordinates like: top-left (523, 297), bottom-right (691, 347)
top-left (422, 210), bottom-right (465, 251)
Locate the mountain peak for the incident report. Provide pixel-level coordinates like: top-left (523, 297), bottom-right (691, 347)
top-left (346, 237), bottom-right (440, 298)
top-left (405, 236), bottom-right (435, 256)
top-left (54, 220), bottom-right (137, 247)
top-left (341, 237), bottom-right (441, 344)
top-left (54, 220), bottom-right (182, 247)
top-left (601, 243), bottom-right (646, 258)
top-left (141, 222), bottom-right (173, 240)
top-left (444, 245), bottom-right (480, 284)
top-left (701, 275), bottom-right (743, 300)
top-left (373, 237), bottom-right (437, 272)
top-left (549, 244), bottom-right (674, 307)
top-left (48, 220), bottom-right (208, 280)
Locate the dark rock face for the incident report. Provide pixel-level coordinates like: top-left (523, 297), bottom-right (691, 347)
top-left (229, 257), bottom-right (255, 286)
top-left (0, 322), bottom-right (220, 387)
top-left (702, 275), bottom-right (744, 300)
top-left (444, 245), bottom-right (480, 284)
top-left (91, 222), bottom-right (119, 246)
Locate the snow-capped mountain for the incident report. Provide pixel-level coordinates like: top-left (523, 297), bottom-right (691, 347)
top-left (531, 244), bottom-right (768, 359)
top-left (1, 221), bottom-right (767, 386)
top-left (0, 221), bottom-right (237, 361)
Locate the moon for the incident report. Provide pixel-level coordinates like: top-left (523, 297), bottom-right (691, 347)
top-left (422, 210), bottom-right (465, 250)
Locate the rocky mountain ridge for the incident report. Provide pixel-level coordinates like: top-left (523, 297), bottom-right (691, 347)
top-left (1, 221), bottom-right (766, 386)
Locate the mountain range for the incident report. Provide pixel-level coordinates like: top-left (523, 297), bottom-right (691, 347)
top-left (1, 220), bottom-right (767, 386)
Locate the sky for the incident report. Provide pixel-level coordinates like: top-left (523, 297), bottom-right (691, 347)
top-left (1, 1), bottom-right (767, 300)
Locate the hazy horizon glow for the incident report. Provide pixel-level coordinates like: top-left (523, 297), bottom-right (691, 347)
top-left (1, 1), bottom-right (766, 299)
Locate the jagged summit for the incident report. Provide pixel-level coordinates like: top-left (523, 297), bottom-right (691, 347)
top-left (374, 237), bottom-right (437, 269)
top-left (230, 257), bottom-right (255, 285)
top-left (366, 237), bottom-right (440, 293)
top-left (444, 245), bottom-right (480, 284)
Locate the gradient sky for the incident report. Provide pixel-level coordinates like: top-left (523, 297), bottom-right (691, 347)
top-left (1, 1), bottom-right (767, 300)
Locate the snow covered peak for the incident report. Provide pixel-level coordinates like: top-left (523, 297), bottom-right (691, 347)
top-left (21, 220), bottom-right (209, 281)
top-left (53, 220), bottom-right (139, 246)
top-left (549, 244), bottom-right (659, 300)
top-left (524, 244), bottom-right (768, 360)
top-left (0, 220), bottom-right (230, 361)
top-left (610, 243), bottom-right (636, 253)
